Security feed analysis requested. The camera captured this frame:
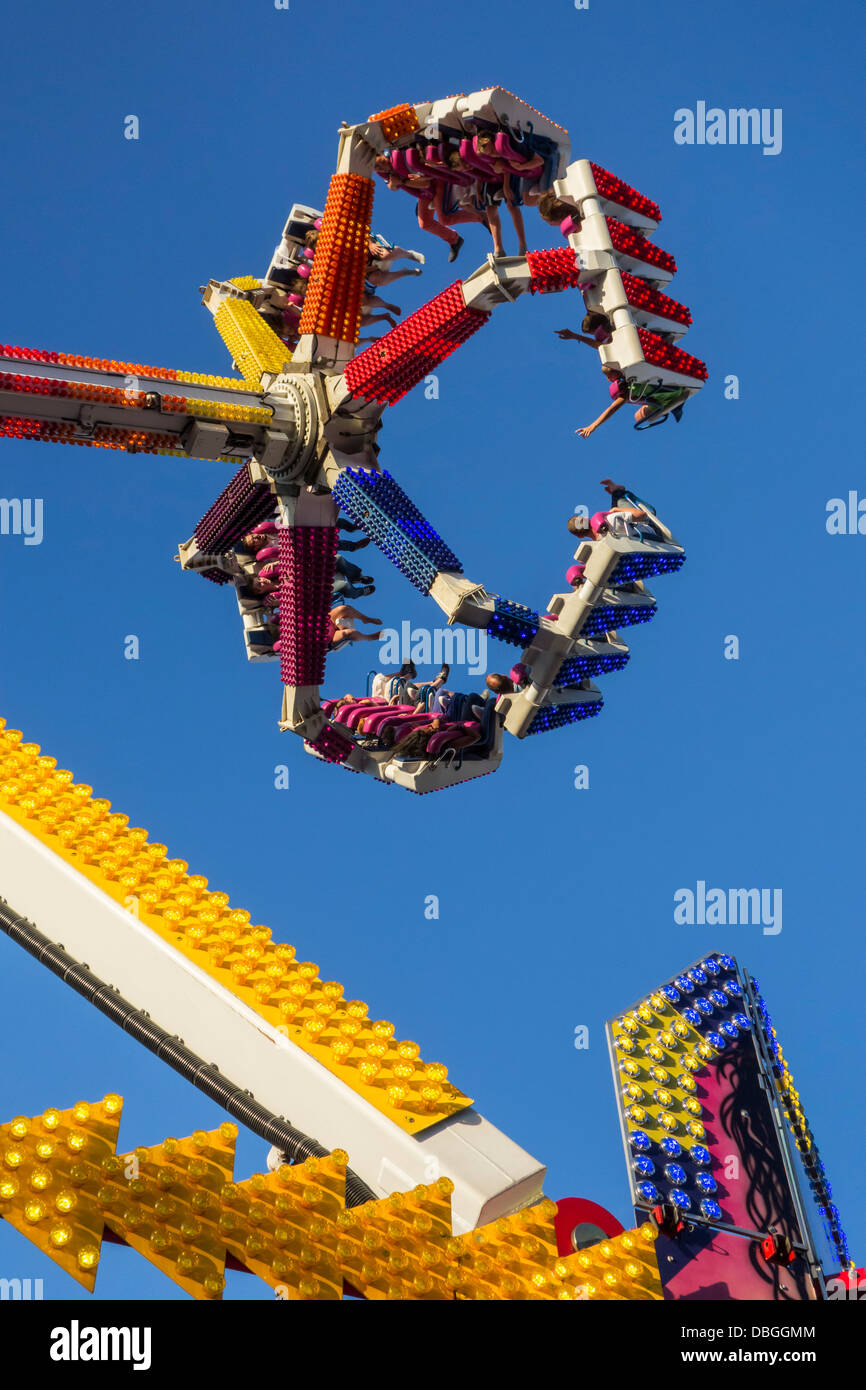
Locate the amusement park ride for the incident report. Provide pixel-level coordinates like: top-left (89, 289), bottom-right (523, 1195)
top-left (0, 88), bottom-right (855, 1300)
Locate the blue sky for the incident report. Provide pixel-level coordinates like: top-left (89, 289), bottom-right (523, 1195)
top-left (0, 0), bottom-right (863, 1298)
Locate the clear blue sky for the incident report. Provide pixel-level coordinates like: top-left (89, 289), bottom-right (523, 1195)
top-left (0, 0), bottom-right (863, 1298)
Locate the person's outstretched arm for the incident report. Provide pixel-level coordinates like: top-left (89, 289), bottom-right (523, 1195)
top-left (556, 328), bottom-right (602, 348)
top-left (575, 397), bottom-right (627, 438)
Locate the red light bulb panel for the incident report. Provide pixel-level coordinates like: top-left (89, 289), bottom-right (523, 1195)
top-left (589, 162), bottom-right (662, 228)
top-left (607, 219), bottom-right (677, 278)
top-left (637, 328), bottom-right (708, 382)
top-left (620, 273), bottom-right (692, 329)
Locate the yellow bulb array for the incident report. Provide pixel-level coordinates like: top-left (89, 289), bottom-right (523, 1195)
top-left (107, 1124), bottom-right (237, 1300)
top-left (0, 1093), bottom-right (663, 1300)
top-left (451, 1198), bottom-right (560, 1300)
top-left (767, 1031), bottom-right (813, 1156)
top-left (335, 1178), bottom-right (454, 1300)
top-left (0, 719), bottom-right (470, 1131)
top-left (213, 299), bottom-right (290, 384)
top-left (182, 396), bottom-right (273, 426)
top-left (562, 1223), bottom-right (662, 1300)
top-left (221, 1153), bottom-right (346, 1300)
top-left (228, 276), bottom-right (263, 292)
top-left (156, 447), bottom-right (250, 465)
top-left (612, 996), bottom-right (717, 1147)
top-left (174, 369), bottom-right (262, 394)
top-left (0, 1095), bottom-right (121, 1291)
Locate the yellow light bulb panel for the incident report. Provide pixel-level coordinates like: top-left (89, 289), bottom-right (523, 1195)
top-left (333, 1178), bottom-right (454, 1300)
top-left (213, 299), bottom-right (290, 383)
top-left (173, 370), bottom-right (261, 394)
top-left (450, 1197), bottom-right (561, 1300)
top-left (0, 720), bottom-right (471, 1131)
top-left (220, 1153), bottom-right (347, 1301)
top-left (0, 1094), bottom-right (121, 1291)
top-left (1, 1094), bottom-right (664, 1300)
top-left (103, 1124), bottom-right (238, 1301)
top-left (161, 395), bottom-right (274, 426)
top-left (749, 978), bottom-right (851, 1267)
top-left (611, 997), bottom-right (715, 1149)
top-left (558, 1222), bottom-right (663, 1301)
top-left (156, 447), bottom-right (255, 465)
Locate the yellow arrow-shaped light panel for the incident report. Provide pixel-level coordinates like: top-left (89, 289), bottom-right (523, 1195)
top-left (0, 1094), bottom-right (662, 1301)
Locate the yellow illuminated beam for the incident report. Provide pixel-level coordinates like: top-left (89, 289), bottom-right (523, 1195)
top-left (0, 719), bottom-right (471, 1130)
top-left (213, 299), bottom-right (290, 383)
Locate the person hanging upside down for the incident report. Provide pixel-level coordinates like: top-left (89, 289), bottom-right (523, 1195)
top-left (599, 478), bottom-right (658, 515)
top-left (473, 132), bottom-right (529, 255)
top-left (420, 671), bottom-right (513, 717)
top-left (370, 660), bottom-right (418, 703)
top-left (373, 156), bottom-right (479, 262)
top-left (390, 717), bottom-right (481, 758)
top-left (360, 286), bottom-right (403, 331)
top-left (337, 517), bottom-right (371, 552)
top-left (327, 604), bottom-right (383, 652)
top-left (240, 575), bottom-right (279, 597)
top-left (365, 236), bottom-right (424, 288)
top-left (596, 507), bottom-right (665, 541)
top-left (567, 508), bottom-right (664, 543)
top-left (328, 661), bottom-right (450, 716)
top-left (555, 310), bottom-right (613, 349)
top-left (575, 365), bottom-right (689, 438)
top-left (332, 556), bottom-right (376, 602)
top-left (444, 139), bottom-right (520, 258)
top-left (368, 232), bottom-right (425, 266)
top-left (533, 190), bottom-right (579, 227)
top-left (439, 149), bottom-right (495, 255)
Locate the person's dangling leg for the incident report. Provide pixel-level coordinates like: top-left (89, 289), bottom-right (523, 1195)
top-left (336, 626), bottom-right (384, 643)
top-left (506, 201), bottom-right (528, 256)
top-left (360, 312), bottom-right (398, 329)
top-left (417, 196), bottom-right (458, 245)
top-left (379, 245), bottom-right (425, 265)
top-left (362, 292), bottom-right (401, 314)
top-left (366, 266), bottom-right (422, 287)
top-left (484, 205), bottom-right (505, 255)
top-left (331, 604), bottom-right (382, 626)
top-left (440, 206), bottom-right (486, 227)
top-left (337, 557), bottom-right (365, 585)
